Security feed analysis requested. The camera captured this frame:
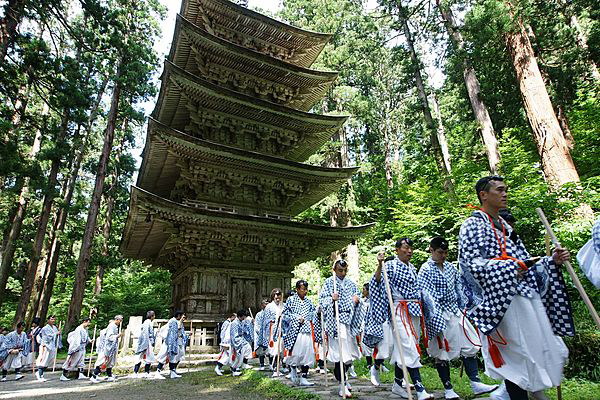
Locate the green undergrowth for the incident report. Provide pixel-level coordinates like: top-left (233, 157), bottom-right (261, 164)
top-left (184, 369), bottom-right (319, 400)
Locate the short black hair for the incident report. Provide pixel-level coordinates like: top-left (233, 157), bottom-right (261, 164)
top-left (333, 259), bottom-right (348, 269)
top-left (173, 310), bottom-right (184, 319)
top-left (363, 283), bottom-right (369, 290)
top-left (475, 176), bottom-right (504, 204)
top-left (430, 236), bottom-right (449, 251)
top-left (295, 279), bottom-right (309, 289)
top-left (146, 310), bottom-right (156, 320)
top-left (499, 208), bottom-right (515, 223)
top-left (47, 315), bottom-right (55, 320)
top-left (81, 317), bottom-right (91, 323)
top-left (32, 317), bottom-right (41, 326)
top-left (285, 289), bottom-right (295, 298)
top-left (395, 237), bottom-right (413, 248)
top-left (16, 322), bottom-right (24, 329)
top-left (237, 309), bottom-right (247, 318)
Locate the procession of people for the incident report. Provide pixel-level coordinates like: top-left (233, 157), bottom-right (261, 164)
top-left (0, 175), bottom-right (596, 400)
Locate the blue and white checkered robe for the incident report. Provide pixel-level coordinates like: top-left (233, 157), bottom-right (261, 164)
top-left (230, 318), bottom-right (252, 353)
top-left (319, 276), bottom-right (365, 340)
top-left (38, 325), bottom-right (61, 352)
top-left (261, 302), bottom-right (281, 347)
top-left (593, 218), bottom-right (600, 256)
top-left (66, 326), bottom-right (90, 355)
top-left (459, 210), bottom-right (574, 336)
top-left (100, 322), bottom-right (120, 358)
top-left (363, 257), bottom-right (422, 348)
top-left (164, 318), bottom-right (179, 358)
top-left (418, 258), bottom-right (465, 338)
top-left (135, 319), bottom-right (156, 354)
top-left (254, 310), bottom-right (265, 349)
top-left (282, 294), bottom-right (316, 351)
top-left (0, 331), bottom-right (30, 362)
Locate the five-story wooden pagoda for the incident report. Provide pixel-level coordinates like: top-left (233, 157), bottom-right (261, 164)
top-left (120, 0), bottom-right (372, 323)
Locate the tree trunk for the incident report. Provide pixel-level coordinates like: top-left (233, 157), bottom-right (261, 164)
top-left (525, 24), bottom-right (575, 149)
top-left (65, 64), bottom-right (123, 334)
top-left (95, 118), bottom-right (127, 297)
top-left (0, 0), bottom-right (27, 61)
top-left (437, 1), bottom-right (501, 174)
top-left (430, 93), bottom-right (452, 174)
top-left (14, 109), bottom-right (70, 324)
top-left (36, 77), bottom-right (108, 323)
top-left (400, 14), bottom-right (456, 199)
top-left (26, 124), bottom-right (82, 325)
top-left (506, 16), bottom-right (580, 187)
top-left (382, 107), bottom-right (394, 189)
top-left (0, 103), bottom-right (45, 308)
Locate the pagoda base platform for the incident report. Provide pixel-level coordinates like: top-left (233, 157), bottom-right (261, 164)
top-left (170, 264), bottom-right (292, 318)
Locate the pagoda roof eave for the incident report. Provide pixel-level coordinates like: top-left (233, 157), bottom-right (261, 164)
top-left (180, 0), bottom-right (331, 68)
top-left (167, 15), bottom-right (338, 111)
top-left (120, 186), bottom-right (374, 268)
top-left (136, 118), bottom-right (359, 215)
top-left (151, 60), bottom-right (348, 161)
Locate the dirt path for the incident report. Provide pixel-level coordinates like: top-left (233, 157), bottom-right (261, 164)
top-left (0, 368), bottom-right (265, 400)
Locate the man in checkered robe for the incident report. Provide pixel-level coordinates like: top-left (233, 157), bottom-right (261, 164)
top-left (253, 300), bottom-right (268, 370)
top-left (366, 238), bottom-right (434, 400)
top-left (319, 259), bottom-right (365, 398)
top-left (419, 237), bottom-right (497, 399)
top-left (459, 176), bottom-right (574, 400)
top-left (230, 310), bottom-right (253, 376)
top-left (132, 310), bottom-right (157, 378)
top-left (155, 311), bottom-right (188, 379)
top-left (263, 288), bottom-right (283, 372)
top-left (282, 280), bottom-right (317, 386)
top-left (61, 318), bottom-right (91, 381)
top-left (0, 322), bottom-right (30, 381)
top-left (35, 316), bottom-right (62, 382)
top-left (90, 316), bottom-right (123, 383)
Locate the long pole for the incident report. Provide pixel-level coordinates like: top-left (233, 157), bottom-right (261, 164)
top-left (114, 323), bottom-right (122, 369)
top-left (187, 321), bottom-right (193, 373)
top-left (52, 321), bottom-right (62, 372)
top-left (536, 208), bottom-right (600, 329)
top-left (319, 292), bottom-right (328, 388)
top-left (380, 258), bottom-right (414, 400)
top-left (332, 270), bottom-right (346, 399)
top-left (274, 303), bottom-right (283, 376)
top-left (545, 234), bottom-right (562, 400)
top-left (87, 325), bottom-right (97, 376)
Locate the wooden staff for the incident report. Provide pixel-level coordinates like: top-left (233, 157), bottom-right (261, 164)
top-left (536, 208), bottom-right (600, 329)
top-left (248, 307), bottom-right (254, 319)
top-left (114, 322), bottom-right (123, 369)
top-left (379, 253), bottom-right (413, 400)
top-left (274, 303), bottom-right (283, 377)
top-left (52, 321), bottom-right (62, 372)
top-left (319, 294), bottom-right (328, 388)
top-left (332, 265), bottom-right (347, 399)
top-left (187, 321), bottom-right (193, 373)
top-left (87, 325), bottom-right (97, 376)
top-left (544, 234), bottom-right (563, 400)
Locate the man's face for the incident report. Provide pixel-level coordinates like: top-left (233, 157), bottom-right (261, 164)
top-left (115, 319), bottom-right (122, 327)
top-left (334, 262), bottom-right (348, 279)
top-left (480, 180), bottom-right (508, 210)
top-left (431, 247), bottom-right (448, 264)
top-left (48, 317), bottom-right (56, 326)
top-left (83, 321), bottom-right (90, 329)
top-left (296, 285), bottom-right (308, 299)
top-left (362, 286), bottom-right (369, 298)
top-left (395, 242), bottom-right (413, 263)
top-left (17, 326), bottom-right (23, 334)
top-left (274, 293), bottom-right (282, 304)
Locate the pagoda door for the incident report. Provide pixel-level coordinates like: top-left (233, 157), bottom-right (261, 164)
top-left (230, 277), bottom-right (259, 313)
